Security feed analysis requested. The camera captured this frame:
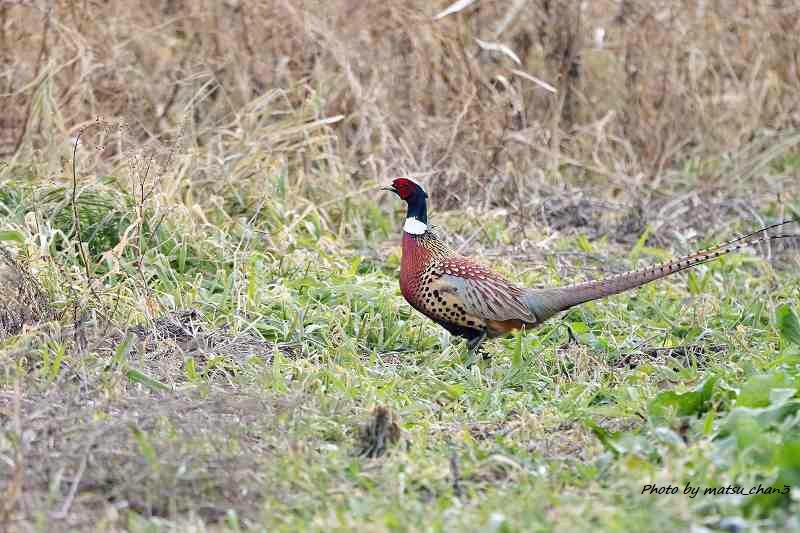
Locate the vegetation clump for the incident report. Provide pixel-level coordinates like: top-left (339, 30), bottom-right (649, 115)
top-left (1, 1), bottom-right (799, 530)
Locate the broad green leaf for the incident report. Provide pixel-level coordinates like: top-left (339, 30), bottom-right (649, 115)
top-left (722, 410), bottom-right (765, 449)
top-left (0, 230), bottom-right (25, 243)
top-left (722, 401), bottom-right (800, 441)
top-left (736, 372), bottom-right (797, 408)
top-left (649, 376), bottom-right (717, 418)
top-left (769, 388), bottom-right (798, 405)
top-left (126, 368), bottom-right (171, 391)
top-left (569, 321), bottom-right (589, 334)
top-left (775, 438), bottom-right (800, 473)
top-left (742, 437), bottom-right (798, 515)
top-left (443, 384), bottom-right (465, 400)
top-left (776, 304), bottom-right (800, 346)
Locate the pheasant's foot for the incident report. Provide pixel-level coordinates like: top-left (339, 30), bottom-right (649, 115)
top-left (464, 331), bottom-right (489, 367)
top-left (558, 323), bottom-right (582, 350)
top-left (464, 345), bottom-right (490, 367)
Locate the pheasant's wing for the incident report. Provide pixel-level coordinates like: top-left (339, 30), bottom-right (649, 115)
top-left (431, 257), bottom-right (537, 323)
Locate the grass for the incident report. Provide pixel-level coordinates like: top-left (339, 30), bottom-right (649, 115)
top-left (1, 1), bottom-right (800, 531)
top-left (1, 152), bottom-right (798, 530)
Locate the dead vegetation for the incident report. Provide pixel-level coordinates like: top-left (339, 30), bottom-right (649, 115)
top-left (1, 1), bottom-right (798, 209)
top-left (0, 386), bottom-right (307, 528)
top-left (358, 406), bottom-right (402, 459)
top-left (0, 246), bottom-right (58, 339)
top-left (127, 309), bottom-right (293, 365)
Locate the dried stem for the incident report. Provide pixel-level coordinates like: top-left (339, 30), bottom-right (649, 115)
top-left (71, 130), bottom-right (92, 283)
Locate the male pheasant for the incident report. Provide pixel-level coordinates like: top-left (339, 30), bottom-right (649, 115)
top-left (383, 177), bottom-right (797, 355)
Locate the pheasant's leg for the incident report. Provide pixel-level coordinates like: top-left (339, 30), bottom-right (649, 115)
top-left (466, 330), bottom-right (488, 364)
top-left (467, 330), bottom-right (487, 353)
top-left (558, 323), bottom-right (583, 350)
top-left (565, 324), bottom-right (578, 344)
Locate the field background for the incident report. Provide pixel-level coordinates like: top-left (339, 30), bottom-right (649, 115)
top-left (2, 0), bottom-right (800, 531)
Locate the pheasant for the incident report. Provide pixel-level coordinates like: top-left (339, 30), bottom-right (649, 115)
top-left (383, 177), bottom-right (797, 356)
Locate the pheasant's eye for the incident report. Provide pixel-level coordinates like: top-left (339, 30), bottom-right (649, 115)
top-left (394, 179), bottom-right (413, 198)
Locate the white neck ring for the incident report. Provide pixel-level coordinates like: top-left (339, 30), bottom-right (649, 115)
top-left (403, 217), bottom-right (427, 235)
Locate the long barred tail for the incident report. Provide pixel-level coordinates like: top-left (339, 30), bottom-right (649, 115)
top-left (527, 219), bottom-right (799, 319)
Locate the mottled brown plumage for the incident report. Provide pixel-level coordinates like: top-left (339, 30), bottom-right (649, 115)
top-left (399, 228), bottom-right (537, 349)
top-left (383, 177), bottom-right (797, 355)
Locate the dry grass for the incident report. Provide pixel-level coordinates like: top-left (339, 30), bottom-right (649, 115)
top-left (1, 385), bottom-right (309, 528)
top-left (2, 1), bottom-right (798, 207)
top-left (0, 246), bottom-right (58, 339)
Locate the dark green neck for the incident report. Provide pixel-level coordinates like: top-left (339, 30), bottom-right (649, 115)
top-left (406, 193), bottom-right (428, 224)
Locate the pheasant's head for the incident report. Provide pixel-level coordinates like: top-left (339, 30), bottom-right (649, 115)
top-left (382, 177), bottom-right (429, 233)
top-left (382, 177), bottom-right (428, 202)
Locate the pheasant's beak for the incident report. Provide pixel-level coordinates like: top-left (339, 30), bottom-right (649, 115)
top-left (380, 184), bottom-right (398, 195)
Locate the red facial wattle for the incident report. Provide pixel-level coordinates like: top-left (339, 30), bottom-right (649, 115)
top-left (392, 178), bottom-right (414, 200)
